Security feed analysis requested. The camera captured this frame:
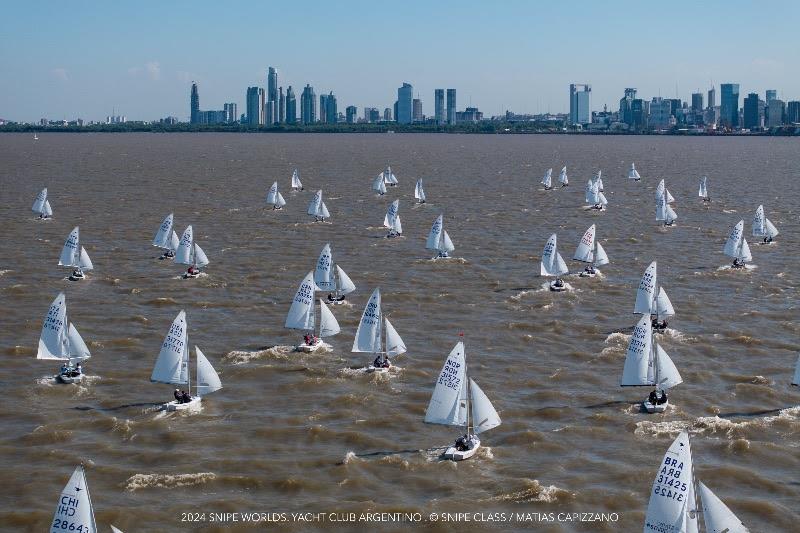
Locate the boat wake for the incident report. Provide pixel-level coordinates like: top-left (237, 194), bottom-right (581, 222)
top-left (634, 406), bottom-right (800, 439)
top-left (124, 472), bottom-right (217, 492)
top-left (483, 479), bottom-right (573, 503)
top-left (223, 345), bottom-right (293, 364)
top-left (716, 264), bottom-right (758, 271)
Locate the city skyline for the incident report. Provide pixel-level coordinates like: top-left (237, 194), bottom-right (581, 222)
top-left (2, 1), bottom-right (800, 122)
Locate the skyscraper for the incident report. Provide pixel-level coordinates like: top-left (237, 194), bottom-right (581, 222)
top-left (190, 82), bottom-right (200, 124)
top-left (434, 89), bottom-right (445, 125)
top-left (319, 92), bottom-right (336, 124)
top-left (246, 86), bottom-right (265, 126)
top-left (766, 89), bottom-right (777, 103)
top-left (619, 88), bottom-right (636, 126)
top-left (301, 84), bottom-right (316, 124)
top-left (446, 89), bottom-right (456, 125)
top-left (743, 93), bottom-right (759, 130)
top-left (707, 86), bottom-right (716, 109)
top-left (265, 100), bottom-right (276, 125)
top-left (720, 83), bottom-right (740, 129)
top-left (267, 67), bottom-right (278, 105)
top-left (384, 108), bottom-right (392, 121)
top-left (787, 101), bottom-right (800, 124)
top-left (691, 92), bottom-right (703, 111)
top-left (569, 84), bottom-right (591, 125)
top-left (278, 87), bottom-right (285, 123)
top-left (766, 99), bottom-right (785, 128)
top-left (412, 98), bottom-right (423, 122)
top-left (285, 86), bottom-right (296, 124)
top-left (346, 106), bottom-right (357, 124)
top-left (319, 93), bottom-right (329, 123)
top-left (397, 83), bottom-right (413, 124)
top-left (223, 103), bottom-right (237, 123)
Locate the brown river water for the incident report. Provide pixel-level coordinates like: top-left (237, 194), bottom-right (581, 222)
top-left (0, 133), bottom-right (798, 532)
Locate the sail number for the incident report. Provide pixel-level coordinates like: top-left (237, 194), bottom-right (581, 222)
top-left (163, 324), bottom-right (185, 352)
top-left (51, 519), bottom-right (90, 531)
top-left (362, 301), bottom-right (379, 326)
top-left (295, 282), bottom-right (314, 304)
top-left (653, 458), bottom-right (687, 501)
top-left (437, 358), bottom-right (462, 391)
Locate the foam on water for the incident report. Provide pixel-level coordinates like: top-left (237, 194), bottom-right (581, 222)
top-left (124, 472), bottom-right (217, 491)
top-left (223, 345), bottom-right (293, 364)
top-left (634, 407), bottom-right (800, 439)
top-left (484, 479), bottom-right (574, 503)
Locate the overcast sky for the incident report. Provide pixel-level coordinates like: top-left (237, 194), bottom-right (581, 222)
top-left (2, 0), bottom-right (798, 122)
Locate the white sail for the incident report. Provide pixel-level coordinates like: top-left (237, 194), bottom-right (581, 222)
top-left (698, 176), bottom-right (708, 198)
top-left (697, 482), bottom-right (748, 533)
top-left (51, 465), bottom-right (96, 533)
top-left (592, 171), bottom-right (604, 191)
top-left (634, 261), bottom-right (658, 315)
top-left (384, 317), bottom-right (406, 356)
top-left (666, 189), bottom-right (675, 203)
top-left (195, 346), bottom-right (222, 397)
top-left (318, 201), bottom-right (330, 219)
top-left (752, 205), bottom-right (765, 235)
top-left (470, 378), bottom-right (501, 434)
top-left (392, 215), bottom-right (403, 235)
top-left (58, 226), bottom-right (80, 267)
top-left (307, 190), bottom-right (322, 216)
top-left (656, 194), bottom-right (667, 221)
top-left (723, 220), bottom-right (746, 259)
top-left (441, 230), bottom-right (454, 253)
top-left (38, 292), bottom-right (69, 360)
top-left (43, 200), bottom-right (53, 217)
top-left (414, 179), bottom-right (426, 201)
top-left (352, 288), bottom-right (381, 353)
top-left (665, 204), bottom-right (678, 223)
top-left (67, 323), bottom-right (91, 360)
top-left (318, 299), bottom-right (340, 338)
top-left (793, 354), bottom-right (800, 386)
top-left (266, 182), bottom-right (279, 205)
top-left (291, 169), bottom-right (302, 190)
top-left (559, 166), bottom-right (568, 185)
top-left (373, 174), bottom-right (386, 194)
top-left (585, 179), bottom-right (596, 203)
top-left (315, 243), bottom-right (334, 291)
top-left (193, 244), bottom-right (209, 268)
top-left (425, 342), bottom-right (468, 426)
top-left (383, 167), bottom-right (398, 185)
top-left (574, 225), bottom-right (596, 263)
top-left (541, 168), bottom-right (553, 188)
top-left (275, 192), bottom-right (286, 208)
top-left (384, 199), bottom-right (399, 228)
top-left (644, 431), bottom-right (697, 533)
top-left (628, 163), bottom-right (641, 180)
top-left (169, 231), bottom-right (179, 252)
top-left (739, 238), bottom-right (752, 262)
top-left (33, 187), bottom-right (47, 213)
top-left (111, 527), bottom-right (124, 533)
top-left (335, 265), bottom-right (356, 295)
top-left (426, 215), bottom-right (443, 250)
top-left (655, 179), bottom-right (666, 200)
top-left (656, 288), bottom-right (675, 318)
top-left (151, 310), bottom-right (189, 385)
top-left (654, 343), bottom-right (683, 390)
top-left (78, 247), bottom-right (93, 271)
top-left (285, 271), bottom-right (319, 330)
top-left (598, 191), bottom-right (608, 206)
top-left (621, 315), bottom-right (653, 386)
top-left (153, 213), bottom-right (173, 248)
top-left (175, 225), bottom-right (194, 265)
top-left (595, 242), bottom-right (609, 266)
top-left (764, 218), bottom-right (778, 238)
top-left (540, 234), bottom-right (567, 276)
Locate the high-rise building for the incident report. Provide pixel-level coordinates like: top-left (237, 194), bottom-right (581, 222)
top-left (397, 83), bottom-right (413, 124)
top-left (631, 99), bottom-right (647, 130)
top-left (301, 84), bottom-right (316, 124)
top-left (278, 87), bottom-right (285, 123)
top-left (766, 99), bottom-right (785, 128)
top-left (319, 93), bottom-right (329, 123)
top-left (267, 67), bottom-right (278, 105)
top-left (384, 107), bottom-right (392, 121)
top-left (434, 89), bottom-right (445, 124)
top-left (787, 101), bottom-right (800, 123)
top-left (285, 86), bottom-right (296, 124)
top-left (720, 83), bottom-right (739, 129)
top-left (743, 93), bottom-right (760, 130)
top-left (691, 92), bottom-right (703, 111)
top-left (412, 98), bottom-right (423, 122)
top-left (446, 89), bottom-right (456, 125)
top-left (569, 84), bottom-right (591, 125)
top-left (190, 82), bottom-right (200, 124)
top-left (346, 106), bottom-right (357, 124)
top-left (223, 103), bottom-right (237, 123)
top-left (649, 97), bottom-right (672, 130)
top-left (619, 88), bottom-right (636, 127)
top-left (246, 87), bottom-right (265, 126)
top-left (766, 89), bottom-right (777, 103)
top-left (707, 86), bottom-right (716, 109)
top-left (323, 92), bottom-right (337, 124)
top-left (265, 100), bottom-right (276, 125)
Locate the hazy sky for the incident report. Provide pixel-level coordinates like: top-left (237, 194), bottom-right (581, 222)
top-left (2, 0), bottom-right (798, 122)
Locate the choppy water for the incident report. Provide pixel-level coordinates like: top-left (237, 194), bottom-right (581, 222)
top-left (0, 133), bottom-right (798, 532)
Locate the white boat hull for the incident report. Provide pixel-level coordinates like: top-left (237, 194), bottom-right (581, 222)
top-left (327, 296), bottom-right (347, 305)
top-left (57, 373), bottom-right (83, 384)
top-left (296, 339), bottom-right (325, 353)
top-left (644, 399), bottom-right (668, 413)
top-left (165, 397), bottom-right (202, 411)
top-left (443, 438), bottom-right (481, 461)
top-left (366, 365), bottom-right (389, 374)
top-left (549, 280), bottom-right (567, 292)
top-left (579, 269), bottom-right (597, 278)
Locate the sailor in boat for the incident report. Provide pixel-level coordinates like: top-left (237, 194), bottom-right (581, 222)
top-left (327, 293), bottom-right (345, 303)
top-left (437, 250), bottom-right (449, 259)
top-left (651, 316), bottom-right (668, 330)
top-left (763, 235), bottom-right (772, 244)
top-left (552, 277), bottom-right (565, 290)
top-left (583, 265), bottom-right (596, 276)
top-left (162, 249), bottom-right (175, 259)
top-left (186, 266), bottom-right (200, 277)
top-left (70, 268), bottom-right (85, 281)
top-left (372, 355), bottom-right (391, 369)
top-left (303, 333), bottom-right (318, 346)
top-left (703, 196), bottom-right (711, 203)
top-left (454, 434), bottom-right (476, 452)
top-left (732, 258), bottom-right (744, 269)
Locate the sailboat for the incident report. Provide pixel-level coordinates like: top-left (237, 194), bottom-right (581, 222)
top-left (414, 178), bottom-right (426, 202)
top-left (37, 292), bottom-right (91, 384)
top-left (426, 214), bottom-right (455, 259)
top-left (541, 168), bottom-right (553, 190)
top-left (352, 288), bottom-right (406, 373)
top-left (573, 224), bottom-right (609, 277)
top-left (286, 271), bottom-right (340, 352)
top-left (752, 205), bottom-right (778, 244)
top-left (621, 314), bottom-right (683, 413)
top-left (59, 226), bottom-right (93, 281)
top-left (34, 132), bottom-right (39, 141)
top-left (153, 213), bottom-right (179, 259)
top-left (698, 176), bottom-right (710, 202)
top-left (585, 178), bottom-right (607, 210)
top-left (32, 187), bottom-right (52, 219)
top-left (558, 166), bottom-right (569, 187)
top-left (593, 170), bottom-right (604, 191)
top-left (655, 180), bottom-right (677, 226)
top-left (381, 166), bottom-right (398, 187)
top-left (792, 354), bottom-right (799, 386)
top-left (541, 233), bottom-right (568, 291)
top-left (372, 173), bottom-right (387, 195)
top-left (383, 199), bottom-right (402, 237)
top-left (315, 243), bottom-right (356, 305)
top-left (644, 432), bottom-right (749, 532)
top-left (634, 261), bottom-right (675, 331)
top-left (151, 310), bottom-right (222, 411)
top-left (307, 190), bottom-right (330, 222)
top-left (723, 220), bottom-right (752, 269)
top-left (424, 339), bottom-right (501, 461)
top-left (51, 465), bottom-right (97, 533)
top-left (266, 181), bottom-right (286, 210)
top-left (290, 169), bottom-right (303, 191)
top-left (628, 163), bottom-right (641, 181)
top-left (175, 225), bottom-right (209, 278)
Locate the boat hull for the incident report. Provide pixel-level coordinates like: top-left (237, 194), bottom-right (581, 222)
top-left (443, 438), bottom-right (481, 461)
top-left (165, 397), bottom-right (202, 411)
top-left (57, 373), bottom-right (83, 384)
top-left (296, 340), bottom-right (325, 353)
top-left (549, 281), bottom-right (567, 292)
top-left (644, 399), bottom-right (668, 413)
top-left (366, 365), bottom-right (389, 374)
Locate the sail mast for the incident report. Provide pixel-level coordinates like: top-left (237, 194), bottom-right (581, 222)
top-left (652, 331), bottom-right (659, 391)
top-left (464, 336), bottom-right (471, 436)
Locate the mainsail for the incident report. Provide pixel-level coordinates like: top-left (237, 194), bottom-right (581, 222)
top-left (285, 272), bottom-right (319, 331)
top-left (153, 213), bottom-right (174, 249)
top-left (540, 234), bottom-right (568, 277)
top-left (352, 288), bottom-right (381, 353)
top-left (643, 431), bottom-right (698, 533)
top-left (51, 465), bottom-right (96, 533)
top-left (151, 310), bottom-right (189, 385)
top-left (424, 342), bottom-right (468, 427)
top-left (414, 179), bottom-right (426, 201)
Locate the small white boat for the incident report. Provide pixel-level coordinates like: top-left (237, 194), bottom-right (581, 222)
top-left (541, 168), bottom-right (553, 190)
top-left (32, 187), bottom-right (52, 219)
top-left (723, 220), bottom-right (753, 269)
top-left (425, 339), bottom-right (501, 461)
top-left (383, 199), bottom-right (402, 237)
top-left (655, 179), bottom-right (677, 226)
top-left (573, 224), bottom-right (609, 277)
top-left (752, 204), bottom-right (778, 243)
top-left (372, 174), bottom-right (387, 195)
top-left (266, 181), bottom-right (286, 210)
top-left (541, 233), bottom-right (568, 291)
top-left (153, 213), bottom-right (179, 259)
top-left (381, 166), bottom-right (398, 187)
top-left (426, 214), bottom-right (455, 259)
top-left (290, 169), bottom-right (303, 191)
top-left (585, 177), bottom-right (607, 210)
top-left (307, 189), bottom-right (330, 222)
top-left (352, 288), bottom-right (406, 372)
top-left (175, 225), bottom-right (209, 278)
top-left (699, 176), bottom-right (710, 202)
top-left (151, 310), bottom-right (222, 411)
top-left (558, 166), bottom-right (568, 187)
top-left (628, 163), bottom-right (641, 181)
top-left (633, 261), bottom-right (675, 331)
top-left (34, 133), bottom-right (39, 141)
top-left (51, 465), bottom-right (97, 532)
top-left (286, 271), bottom-right (340, 352)
top-left (315, 243), bottom-right (356, 305)
top-left (37, 292), bottom-right (91, 384)
top-left (414, 179), bottom-right (426, 202)
top-left (58, 226), bottom-right (93, 281)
